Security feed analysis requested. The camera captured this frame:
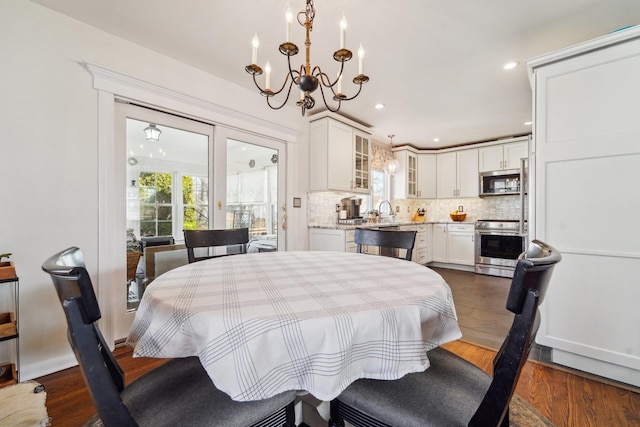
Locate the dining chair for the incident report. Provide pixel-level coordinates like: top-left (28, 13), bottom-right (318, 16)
top-left (42, 246), bottom-right (296, 427)
top-left (354, 228), bottom-right (417, 261)
top-left (183, 228), bottom-right (249, 263)
top-left (329, 239), bottom-right (561, 427)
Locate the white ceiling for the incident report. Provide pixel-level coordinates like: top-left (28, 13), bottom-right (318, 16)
top-left (33, 0), bottom-right (640, 148)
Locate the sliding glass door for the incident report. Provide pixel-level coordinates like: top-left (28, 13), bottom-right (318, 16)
top-left (217, 128), bottom-right (287, 252)
top-left (115, 103), bottom-right (213, 340)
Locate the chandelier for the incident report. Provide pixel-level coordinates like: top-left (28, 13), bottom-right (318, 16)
top-left (245, 0), bottom-right (369, 116)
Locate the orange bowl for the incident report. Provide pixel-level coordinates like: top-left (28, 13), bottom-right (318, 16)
top-left (450, 213), bottom-right (467, 222)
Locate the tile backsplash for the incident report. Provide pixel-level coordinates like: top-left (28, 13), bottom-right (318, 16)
top-left (308, 192), bottom-right (526, 226)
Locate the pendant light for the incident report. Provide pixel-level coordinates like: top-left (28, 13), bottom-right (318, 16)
top-left (383, 134), bottom-right (400, 175)
top-left (144, 123), bottom-right (162, 141)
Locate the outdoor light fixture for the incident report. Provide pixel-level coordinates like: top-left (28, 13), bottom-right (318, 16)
top-left (144, 123), bottom-right (162, 141)
top-left (245, 0), bottom-right (369, 116)
top-left (383, 134), bottom-right (399, 176)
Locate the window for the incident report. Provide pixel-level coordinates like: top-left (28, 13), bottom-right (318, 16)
top-left (139, 172), bottom-right (173, 237)
top-left (182, 175), bottom-right (209, 230)
top-left (371, 170), bottom-right (389, 212)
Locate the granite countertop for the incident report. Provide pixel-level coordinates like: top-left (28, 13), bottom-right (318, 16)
top-left (309, 220), bottom-right (475, 230)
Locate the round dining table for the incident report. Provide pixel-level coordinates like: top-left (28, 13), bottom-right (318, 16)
top-left (127, 251), bottom-right (461, 402)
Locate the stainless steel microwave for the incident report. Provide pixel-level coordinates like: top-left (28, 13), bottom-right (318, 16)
top-left (479, 170), bottom-right (522, 196)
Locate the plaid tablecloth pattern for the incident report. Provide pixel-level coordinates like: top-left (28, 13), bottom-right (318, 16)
top-left (127, 251), bottom-right (461, 402)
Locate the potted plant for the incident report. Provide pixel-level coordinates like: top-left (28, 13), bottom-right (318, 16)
top-left (0, 253), bottom-right (16, 280)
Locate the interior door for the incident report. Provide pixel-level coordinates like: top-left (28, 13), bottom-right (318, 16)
top-left (114, 103), bottom-right (213, 342)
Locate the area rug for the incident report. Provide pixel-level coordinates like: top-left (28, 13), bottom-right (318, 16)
top-left (511, 394), bottom-right (554, 426)
top-left (0, 381), bottom-right (50, 427)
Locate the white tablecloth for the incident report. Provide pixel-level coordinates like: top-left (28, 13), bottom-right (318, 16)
top-left (127, 251), bottom-right (461, 402)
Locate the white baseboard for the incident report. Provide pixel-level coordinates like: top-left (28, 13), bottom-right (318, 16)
top-left (19, 353), bottom-right (78, 382)
top-left (552, 348), bottom-right (640, 388)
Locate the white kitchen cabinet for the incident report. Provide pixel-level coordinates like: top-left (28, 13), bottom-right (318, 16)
top-left (309, 228), bottom-right (355, 252)
top-left (478, 139), bottom-right (528, 172)
top-left (413, 224), bottom-right (429, 264)
top-left (424, 224), bottom-right (433, 263)
top-left (391, 149), bottom-right (417, 199)
top-left (430, 223), bottom-right (474, 266)
top-left (446, 223), bottom-right (475, 266)
top-left (309, 117), bottom-right (371, 194)
top-left (431, 223), bottom-right (448, 262)
top-left (436, 149), bottom-right (479, 198)
top-left (417, 154), bottom-right (437, 198)
top-left (392, 150), bottom-right (436, 199)
top-left (528, 26), bottom-right (640, 387)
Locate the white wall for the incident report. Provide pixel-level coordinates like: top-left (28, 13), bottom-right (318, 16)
top-left (0, 0), bottom-right (309, 380)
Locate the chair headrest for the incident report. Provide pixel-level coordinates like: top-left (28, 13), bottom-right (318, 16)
top-left (506, 240), bottom-right (561, 314)
top-left (42, 247), bottom-right (101, 324)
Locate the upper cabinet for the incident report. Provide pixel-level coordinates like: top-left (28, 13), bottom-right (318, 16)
top-left (392, 150), bottom-right (436, 199)
top-left (437, 149), bottom-right (479, 198)
top-left (309, 117), bottom-right (371, 194)
top-left (478, 139), bottom-right (528, 172)
top-left (417, 154), bottom-right (437, 198)
top-left (392, 150), bottom-right (417, 199)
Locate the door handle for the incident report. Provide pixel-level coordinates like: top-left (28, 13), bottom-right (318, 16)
top-left (282, 204), bottom-right (287, 230)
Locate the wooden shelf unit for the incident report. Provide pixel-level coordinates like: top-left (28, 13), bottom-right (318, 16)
top-left (0, 276), bottom-right (19, 388)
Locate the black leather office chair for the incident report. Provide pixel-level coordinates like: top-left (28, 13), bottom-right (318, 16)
top-left (42, 246), bottom-right (296, 427)
top-left (354, 228), bottom-right (417, 261)
top-left (183, 228), bottom-right (249, 263)
top-left (329, 239), bottom-right (561, 427)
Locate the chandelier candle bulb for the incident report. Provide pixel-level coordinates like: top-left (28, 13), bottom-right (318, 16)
top-left (340, 15), bottom-right (347, 49)
top-left (251, 34), bottom-right (259, 65)
top-left (265, 61), bottom-right (271, 90)
top-left (358, 44), bottom-right (364, 75)
top-left (285, 7), bottom-right (293, 42)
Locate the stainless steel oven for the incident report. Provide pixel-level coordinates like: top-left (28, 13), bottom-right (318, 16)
top-left (475, 220), bottom-right (527, 278)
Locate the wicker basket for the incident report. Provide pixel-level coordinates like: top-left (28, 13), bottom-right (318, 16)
top-left (127, 251), bottom-right (142, 282)
top-left (450, 213), bottom-right (467, 222)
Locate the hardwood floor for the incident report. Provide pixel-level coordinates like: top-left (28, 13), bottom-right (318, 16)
top-left (36, 341), bottom-right (640, 427)
top-left (432, 267), bottom-right (514, 350)
top-left (34, 267), bottom-right (640, 427)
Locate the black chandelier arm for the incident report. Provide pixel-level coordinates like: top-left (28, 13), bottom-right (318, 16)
top-left (286, 54), bottom-right (302, 84)
top-left (333, 80), bottom-right (365, 102)
top-left (312, 64), bottom-right (345, 90)
top-left (251, 70), bottom-right (294, 97)
top-left (315, 84), bottom-right (342, 113)
top-left (265, 79), bottom-right (298, 110)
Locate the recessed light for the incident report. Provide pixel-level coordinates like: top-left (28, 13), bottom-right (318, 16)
top-left (375, 103), bottom-right (385, 109)
top-left (524, 121), bottom-right (532, 126)
top-left (503, 61), bottom-right (519, 70)
top-left (433, 138), bottom-right (440, 142)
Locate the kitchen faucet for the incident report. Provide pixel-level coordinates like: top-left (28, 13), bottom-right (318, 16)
top-left (378, 200), bottom-right (394, 221)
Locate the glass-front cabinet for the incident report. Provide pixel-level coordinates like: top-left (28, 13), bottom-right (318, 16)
top-left (353, 131), bottom-right (370, 192)
top-left (309, 116), bottom-right (372, 194)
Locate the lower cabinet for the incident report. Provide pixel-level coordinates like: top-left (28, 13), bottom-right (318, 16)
top-left (309, 225), bottom-right (432, 265)
top-left (430, 223), bottom-right (475, 266)
top-left (432, 224), bottom-right (448, 262)
top-left (447, 224), bottom-right (475, 265)
top-left (309, 228), bottom-right (356, 252)
top-left (399, 224), bottom-right (430, 264)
